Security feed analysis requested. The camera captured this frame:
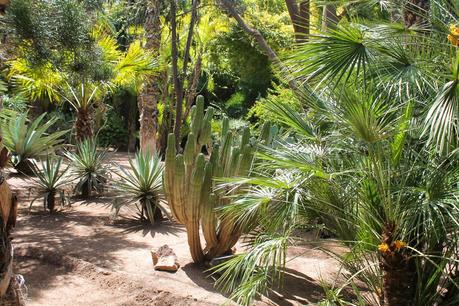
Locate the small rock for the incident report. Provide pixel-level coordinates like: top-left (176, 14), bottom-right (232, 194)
top-left (150, 245), bottom-right (180, 272)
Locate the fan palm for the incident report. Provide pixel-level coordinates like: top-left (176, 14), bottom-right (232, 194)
top-left (112, 151), bottom-right (165, 224)
top-left (64, 138), bottom-right (111, 198)
top-left (213, 1), bottom-right (459, 305)
top-left (1, 112), bottom-right (68, 174)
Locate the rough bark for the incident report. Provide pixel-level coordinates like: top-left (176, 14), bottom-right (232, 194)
top-left (322, 4), bottom-right (338, 31)
top-left (139, 0), bottom-right (162, 154)
top-left (47, 190), bottom-right (56, 213)
top-left (379, 223), bottom-right (416, 306)
top-left (0, 153), bottom-right (18, 300)
top-left (172, 0), bottom-right (199, 153)
top-left (404, 0), bottom-right (430, 27)
top-left (183, 54), bottom-right (202, 122)
top-left (285, 0), bottom-right (310, 42)
top-left (81, 180), bottom-right (91, 198)
top-left (75, 107), bottom-right (93, 142)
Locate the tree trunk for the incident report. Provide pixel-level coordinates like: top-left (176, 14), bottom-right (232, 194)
top-left (183, 54), bottom-right (202, 122)
top-left (322, 4), bottom-right (338, 31)
top-left (81, 179), bottom-right (91, 198)
top-left (171, 0), bottom-right (200, 152)
top-left (379, 224), bottom-right (416, 306)
top-left (0, 166), bottom-right (20, 301)
top-left (171, 0), bottom-right (184, 153)
top-left (47, 190), bottom-right (56, 213)
top-left (219, 0), bottom-right (299, 91)
top-left (285, 0), bottom-right (310, 43)
top-left (127, 95), bottom-right (138, 152)
top-left (139, 0), bottom-right (162, 154)
top-left (404, 0), bottom-right (430, 27)
top-left (75, 107), bottom-right (93, 142)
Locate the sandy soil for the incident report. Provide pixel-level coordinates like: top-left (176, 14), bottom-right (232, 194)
top-left (6, 153), bottom-right (343, 306)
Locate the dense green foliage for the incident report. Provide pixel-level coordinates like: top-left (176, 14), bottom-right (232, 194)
top-left (3, 0), bottom-right (459, 305)
top-left (1, 112), bottom-right (68, 174)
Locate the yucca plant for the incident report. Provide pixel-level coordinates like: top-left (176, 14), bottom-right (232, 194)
top-left (1, 112), bottom-right (68, 175)
top-left (65, 138), bottom-right (111, 198)
top-left (30, 156), bottom-right (70, 213)
top-left (112, 151), bottom-right (165, 224)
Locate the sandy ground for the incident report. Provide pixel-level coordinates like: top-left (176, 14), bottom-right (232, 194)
top-left (6, 153), bottom-right (343, 306)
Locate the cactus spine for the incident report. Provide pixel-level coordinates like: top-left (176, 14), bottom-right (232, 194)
top-left (164, 95), bottom-right (255, 263)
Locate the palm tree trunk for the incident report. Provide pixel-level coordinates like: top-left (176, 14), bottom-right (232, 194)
top-left (322, 4), bottom-right (338, 30)
top-left (285, 0), bottom-right (310, 43)
top-left (75, 107), bottom-right (93, 142)
top-left (379, 224), bottom-right (416, 306)
top-left (139, 0), bottom-right (162, 154)
top-left (47, 190), bottom-right (56, 213)
top-left (404, 0), bottom-right (430, 27)
top-left (82, 179), bottom-right (91, 198)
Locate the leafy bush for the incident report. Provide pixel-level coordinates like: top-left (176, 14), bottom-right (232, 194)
top-left (1, 94), bottom-right (28, 113)
top-left (1, 112), bottom-right (68, 174)
top-left (225, 91), bottom-right (246, 118)
top-left (65, 138), bottom-right (111, 198)
top-left (247, 86), bottom-right (299, 125)
top-left (98, 109), bottom-right (129, 149)
top-left (30, 156), bottom-right (70, 213)
top-left (112, 151), bottom-right (164, 224)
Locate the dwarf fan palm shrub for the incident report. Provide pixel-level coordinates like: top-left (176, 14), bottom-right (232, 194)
top-left (1, 112), bottom-right (68, 174)
top-left (30, 156), bottom-right (70, 213)
top-left (112, 151), bottom-right (165, 224)
top-left (212, 1), bottom-right (459, 304)
top-left (65, 138), bottom-right (111, 198)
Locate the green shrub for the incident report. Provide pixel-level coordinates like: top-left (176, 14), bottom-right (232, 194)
top-left (1, 112), bottom-right (68, 174)
top-left (247, 86), bottom-right (299, 126)
top-left (98, 109), bottom-right (129, 149)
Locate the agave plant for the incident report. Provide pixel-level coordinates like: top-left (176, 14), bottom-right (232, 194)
top-left (30, 156), bottom-right (70, 213)
top-left (112, 151), bottom-right (165, 224)
top-left (65, 138), bottom-right (111, 198)
top-left (1, 112), bottom-right (68, 175)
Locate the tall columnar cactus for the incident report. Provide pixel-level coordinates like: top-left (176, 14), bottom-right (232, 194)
top-left (164, 95), bottom-right (255, 263)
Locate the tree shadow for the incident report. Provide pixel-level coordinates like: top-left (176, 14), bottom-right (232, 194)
top-left (11, 208), bottom-right (153, 301)
top-left (266, 267), bottom-right (325, 305)
top-left (182, 263), bottom-right (331, 305)
top-left (112, 218), bottom-right (185, 238)
top-left (181, 263), bottom-right (225, 296)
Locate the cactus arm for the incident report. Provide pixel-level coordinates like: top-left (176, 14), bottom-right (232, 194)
top-left (201, 164), bottom-right (218, 249)
top-left (173, 154), bottom-right (187, 223)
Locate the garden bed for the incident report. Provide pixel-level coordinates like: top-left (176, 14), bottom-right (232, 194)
top-left (7, 153), bottom-right (342, 306)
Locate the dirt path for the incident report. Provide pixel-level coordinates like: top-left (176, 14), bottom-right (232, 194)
top-left (6, 153), bottom-right (342, 306)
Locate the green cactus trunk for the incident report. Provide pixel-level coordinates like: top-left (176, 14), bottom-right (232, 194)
top-left (164, 95), bottom-right (258, 263)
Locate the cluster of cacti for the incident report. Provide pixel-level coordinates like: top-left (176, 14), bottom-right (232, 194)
top-left (164, 95), bottom-right (256, 263)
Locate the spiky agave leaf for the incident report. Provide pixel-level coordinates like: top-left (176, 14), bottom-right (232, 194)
top-left (112, 151), bottom-right (165, 224)
top-left (64, 137), bottom-right (111, 197)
